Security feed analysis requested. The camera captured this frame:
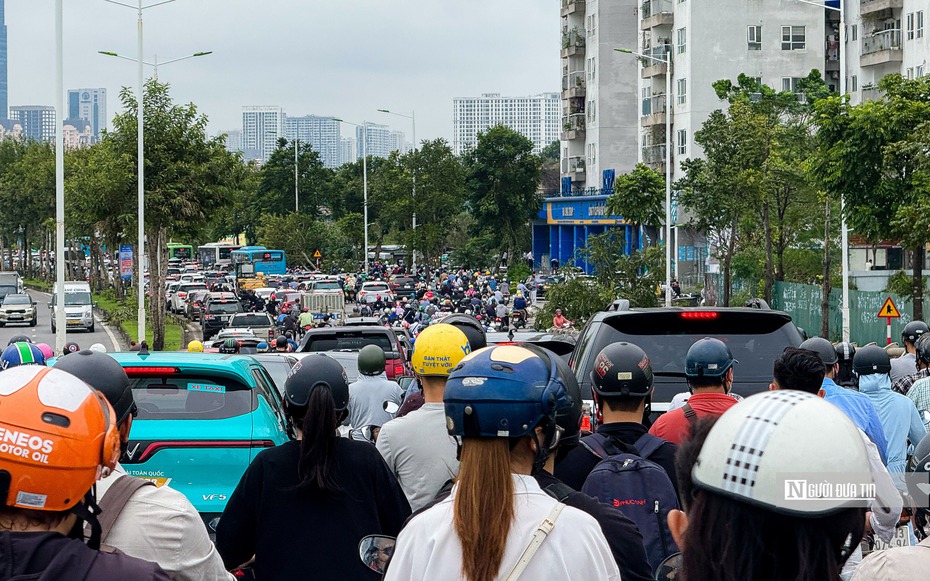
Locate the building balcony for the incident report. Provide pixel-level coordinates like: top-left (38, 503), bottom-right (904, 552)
top-left (562, 100), bottom-right (585, 117)
top-left (562, 114), bottom-right (586, 140)
top-left (641, 94), bottom-right (668, 127)
top-left (861, 85), bottom-right (883, 101)
top-left (861, 29), bottom-right (903, 66)
top-left (641, 0), bottom-right (674, 30)
top-left (561, 29), bottom-right (586, 57)
top-left (562, 72), bottom-right (587, 99)
top-left (561, 0), bottom-right (584, 17)
top-left (860, 0), bottom-right (903, 18)
top-left (642, 144), bottom-right (670, 171)
top-left (640, 45), bottom-right (671, 78)
top-left (566, 156), bottom-right (586, 181)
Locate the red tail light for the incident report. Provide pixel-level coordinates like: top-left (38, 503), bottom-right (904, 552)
top-left (394, 364), bottom-right (404, 375)
top-left (178, 292), bottom-right (187, 298)
top-left (125, 367), bottom-right (179, 375)
top-left (131, 439), bottom-right (275, 463)
top-left (680, 311), bottom-right (719, 320)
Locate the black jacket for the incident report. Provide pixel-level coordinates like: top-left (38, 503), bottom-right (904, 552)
top-left (216, 439), bottom-right (411, 581)
top-left (555, 422), bottom-right (680, 496)
top-left (0, 531), bottom-right (168, 581)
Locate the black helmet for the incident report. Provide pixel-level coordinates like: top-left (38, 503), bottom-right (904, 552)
top-left (61, 341), bottom-right (81, 355)
top-left (903, 321), bottom-right (930, 345)
top-left (685, 337), bottom-right (736, 378)
top-left (590, 342), bottom-right (654, 398)
top-left (442, 313), bottom-right (487, 350)
top-left (53, 350), bottom-right (136, 423)
top-left (916, 334), bottom-right (930, 365)
top-left (358, 344), bottom-right (386, 376)
top-left (853, 345), bottom-right (891, 376)
top-left (285, 354), bottom-right (349, 410)
top-left (276, 336), bottom-right (288, 349)
top-left (799, 337), bottom-right (838, 366)
top-left (219, 338), bottom-right (239, 354)
top-left (7, 335), bottom-right (31, 346)
top-left (834, 341), bottom-right (856, 362)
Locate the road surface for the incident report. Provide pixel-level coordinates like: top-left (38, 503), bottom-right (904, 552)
top-left (0, 290), bottom-right (120, 354)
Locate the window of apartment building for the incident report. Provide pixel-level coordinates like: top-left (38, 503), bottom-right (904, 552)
top-left (918, 11), bottom-right (924, 38)
top-left (677, 78), bottom-right (687, 105)
top-left (781, 26), bottom-right (805, 50)
top-left (918, 65), bottom-right (925, 78)
top-left (851, 75), bottom-right (858, 91)
top-left (677, 28), bottom-right (687, 54)
top-left (748, 25), bottom-right (762, 50)
top-left (587, 143), bottom-right (597, 165)
top-left (850, 24), bottom-right (857, 41)
top-left (782, 77), bottom-right (802, 92)
top-left (677, 129), bottom-right (687, 156)
top-left (907, 13), bottom-right (914, 40)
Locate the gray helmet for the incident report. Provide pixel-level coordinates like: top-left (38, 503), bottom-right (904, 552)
top-left (685, 338), bottom-right (736, 378)
top-left (904, 321), bottom-right (930, 345)
top-left (853, 345), bottom-right (891, 376)
top-left (358, 344), bottom-right (386, 376)
top-left (799, 337), bottom-right (838, 366)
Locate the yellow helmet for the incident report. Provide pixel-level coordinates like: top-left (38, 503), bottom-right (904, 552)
top-left (187, 340), bottom-right (204, 353)
top-left (412, 324), bottom-right (471, 377)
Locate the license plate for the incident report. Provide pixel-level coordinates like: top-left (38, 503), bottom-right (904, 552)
top-left (67, 319), bottom-right (80, 325)
top-left (9, 315), bottom-right (22, 320)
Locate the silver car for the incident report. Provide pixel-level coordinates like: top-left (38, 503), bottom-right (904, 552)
top-left (0, 293), bottom-right (37, 327)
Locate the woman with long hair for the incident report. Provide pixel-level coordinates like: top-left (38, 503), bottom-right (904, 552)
top-left (216, 354), bottom-right (410, 580)
top-left (669, 390), bottom-right (871, 581)
top-left (386, 345), bottom-right (619, 581)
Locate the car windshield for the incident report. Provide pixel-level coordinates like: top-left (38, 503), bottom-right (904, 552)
top-left (2, 295), bottom-right (30, 305)
top-left (64, 292), bottom-right (91, 305)
top-left (364, 283), bottom-right (389, 292)
top-left (128, 374), bottom-right (255, 420)
top-left (303, 332), bottom-right (393, 352)
top-left (208, 302), bottom-right (240, 314)
top-left (230, 314), bottom-right (272, 327)
top-left (314, 282), bottom-right (341, 290)
top-left (257, 358), bottom-right (293, 394)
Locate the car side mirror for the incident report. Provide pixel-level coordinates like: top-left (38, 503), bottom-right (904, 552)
top-left (358, 535), bottom-right (396, 575)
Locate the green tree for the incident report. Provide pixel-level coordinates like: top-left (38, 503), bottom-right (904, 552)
top-left (606, 163), bottom-right (665, 248)
top-left (464, 125), bottom-right (542, 269)
top-left (254, 139), bottom-right (333, 217)
top-left (583, 231), bottom-right (665, 308)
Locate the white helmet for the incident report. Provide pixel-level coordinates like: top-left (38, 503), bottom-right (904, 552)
top-left (692, 390), bottom-right (871, 516)
top-left (89, 343), bottom-right (107, 353)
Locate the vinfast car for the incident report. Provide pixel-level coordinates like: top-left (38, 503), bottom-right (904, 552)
top-left (104, 352), bottom-right (291, 536)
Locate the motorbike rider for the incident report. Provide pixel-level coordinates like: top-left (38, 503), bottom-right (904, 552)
top-left (0, 365), bottom-right (169, 580)
top-left (386, 346), bottom-right (620, 580)
top-left (347, 345), bottom-right (405, 442)
top-left (298, 307), bottom-right (314, 330)
top-left (216, 354), bottom-right (410, 580)
top-left (187, 340), bottom-right (204, 353)
top-left (552, 308), bottom-right (573, 328)
top-left (53, 351), bottom-right (233, 581)
top-left (219, 338), bottom-right (240, 355)
top-left (1, 341), bottom-right (46, 369)
top-left (891, 320), bottom-right (930, 383)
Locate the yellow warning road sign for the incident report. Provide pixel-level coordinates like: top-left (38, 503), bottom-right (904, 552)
top-left (312, 249), bottom-right (322, 259)
top-left (877, 297), bottom-right (901, 319)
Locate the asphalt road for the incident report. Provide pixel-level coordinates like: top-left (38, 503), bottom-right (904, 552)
top-left (0, 290), bottom-right (120, 354)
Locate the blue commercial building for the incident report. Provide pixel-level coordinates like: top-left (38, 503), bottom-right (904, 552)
top-left (68, 89), bottom-right (107, 142)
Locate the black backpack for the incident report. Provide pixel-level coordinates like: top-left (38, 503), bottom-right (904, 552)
top-left (580, 432), bottom-right (680, 573)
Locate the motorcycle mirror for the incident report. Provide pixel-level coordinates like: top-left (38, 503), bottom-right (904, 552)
top-left (358, 534), bottom-right (396, 575)
top-left (921, 409), bottom-right (930, 424)
top-left (654, 552), bottom-right (682, 581)
top-left (383, 401), bottom-right (400, 414)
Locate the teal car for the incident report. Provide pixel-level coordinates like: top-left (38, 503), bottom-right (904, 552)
top-left (106, 352), bottom-right (292, 535)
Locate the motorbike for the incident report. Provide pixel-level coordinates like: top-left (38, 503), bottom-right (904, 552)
top-left (511, 309), bottom-right (527, 329)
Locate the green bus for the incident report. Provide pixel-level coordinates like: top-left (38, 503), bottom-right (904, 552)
top-left (167, 243), bottom-right (194, 261)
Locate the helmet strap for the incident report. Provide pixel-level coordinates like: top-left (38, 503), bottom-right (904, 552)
top-left (72, 488), bottom-right (103, 550)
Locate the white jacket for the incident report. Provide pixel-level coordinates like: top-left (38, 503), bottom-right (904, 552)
top-left (386, 474), bottom-right (620, 581)
top-left (96, 464), bottom-right (233, 581)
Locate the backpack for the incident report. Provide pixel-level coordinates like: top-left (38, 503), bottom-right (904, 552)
top-left (580, 432), bottom-right (679, 573)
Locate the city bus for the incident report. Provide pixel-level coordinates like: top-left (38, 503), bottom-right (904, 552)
top-left (230, 247), bottom-right (287, 277)
top-left (167, 243), bottom-right (194, 261)
top-left (197, 242), bottom-right (242, 268)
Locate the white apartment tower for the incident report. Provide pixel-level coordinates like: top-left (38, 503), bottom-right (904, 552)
top-left (560, 0), bottom-right (641, 194)
top-left (356, 124), bottom-right (404, 160)
top-left (452, 92), bottom-right (560, 156)
top-left (284, 115), bottom-right (341, 169)
top-left (241, 106), bottom-right (284, 163)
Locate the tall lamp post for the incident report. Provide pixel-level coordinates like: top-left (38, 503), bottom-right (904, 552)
top-left (102, 0), bottom-right (184, 345)
top-left (794, 0), bottom-right (849, 341)
top-left (377, 109), bottom-right (416, 273)
top-left (54, 0), bottom-right (66, 351)
top-left (616, 47), bottom-right (673, 307)
top-left (334, 119), bottom-right (369, 273)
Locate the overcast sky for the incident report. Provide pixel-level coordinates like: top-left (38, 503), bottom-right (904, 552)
top-left (8, 0), bottom-right (559, 143)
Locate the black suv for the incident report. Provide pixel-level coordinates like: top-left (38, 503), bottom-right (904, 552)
top-left (200, 292), bottom-right (243, 340)
top-left (570, 307), bottom-right (803, 412)
top-left (297, 325), bottom-right (411, 379)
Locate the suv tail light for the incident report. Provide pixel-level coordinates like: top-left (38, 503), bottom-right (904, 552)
top-left (393, 364), bottom-right (404, 375)
top-left (178, 292), bottom-right (187, 298)
top-left (125, 367), bottom-right (179, 375)
top-left (680, 312), bottom-right (719, 320)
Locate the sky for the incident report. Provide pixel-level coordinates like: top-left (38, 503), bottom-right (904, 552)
top-left (7, 0), bottom-right (560, 143)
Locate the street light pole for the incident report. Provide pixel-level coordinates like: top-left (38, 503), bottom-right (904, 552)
top-left (335, 119), bottom-right (370, 272)
top-left (616, 48), bottom-right (673, 307)
top-left (54, 0), bottom-right (66, 351)
top-left (294, 138), bottom-right (299, 213)
top-left (377, 109), bottom-right (417, 273)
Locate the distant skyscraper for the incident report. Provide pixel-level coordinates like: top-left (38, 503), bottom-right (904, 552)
top-left (10, 106), bottom-right (55, 141)
top-left (0, 0), bottom-right (7, 119)
top-left (388, 130), bottom-right (408, 155)
top-left (241, 106), bottom-right (284, 163)
top-left (339, 137), bottom-right (356, 166)
top-left (283, 115), bottom-right (341, 168)
top-left (67, 89), bottom-right (107, 142)
top-left (223, 129), bottom-right (242, 154)
top-left (356, 123), bottom-right (399, 160)
top-left (452, 92), bottom-right (560, 156)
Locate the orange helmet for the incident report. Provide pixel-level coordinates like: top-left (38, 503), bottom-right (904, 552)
top-left (0, 366), bottom-right (120, 512)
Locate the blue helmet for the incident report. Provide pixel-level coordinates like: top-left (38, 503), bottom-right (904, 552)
top-left (685, 337), bottom-right (736, 378)
top-left (444, 345), bottom-right (571, 439)
top-left (1, 342), bottom-right (46, 370)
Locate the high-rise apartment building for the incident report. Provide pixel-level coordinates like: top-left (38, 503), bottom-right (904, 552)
top-left (356, 123), bottom-right (401, 159)
top-left (67, 88), bottom-right (107, 142)
top-left (283, 115), bottom-right (341, 168)
top-left (339, 137), bottom-right (357, 166)
top-left (10, 106), bottom-right (55, 142)
top-left (222, 129), bottom-right (242, 154)
top-left (0, 0), bottom-right (8, 120)
top-left (241, 106), bottom-right (284, 163)
top-left (453, 92), bottom-right (560, 156)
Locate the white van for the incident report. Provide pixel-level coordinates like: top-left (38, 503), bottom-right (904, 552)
top-left (50, 281), bottom-right (95, 333)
